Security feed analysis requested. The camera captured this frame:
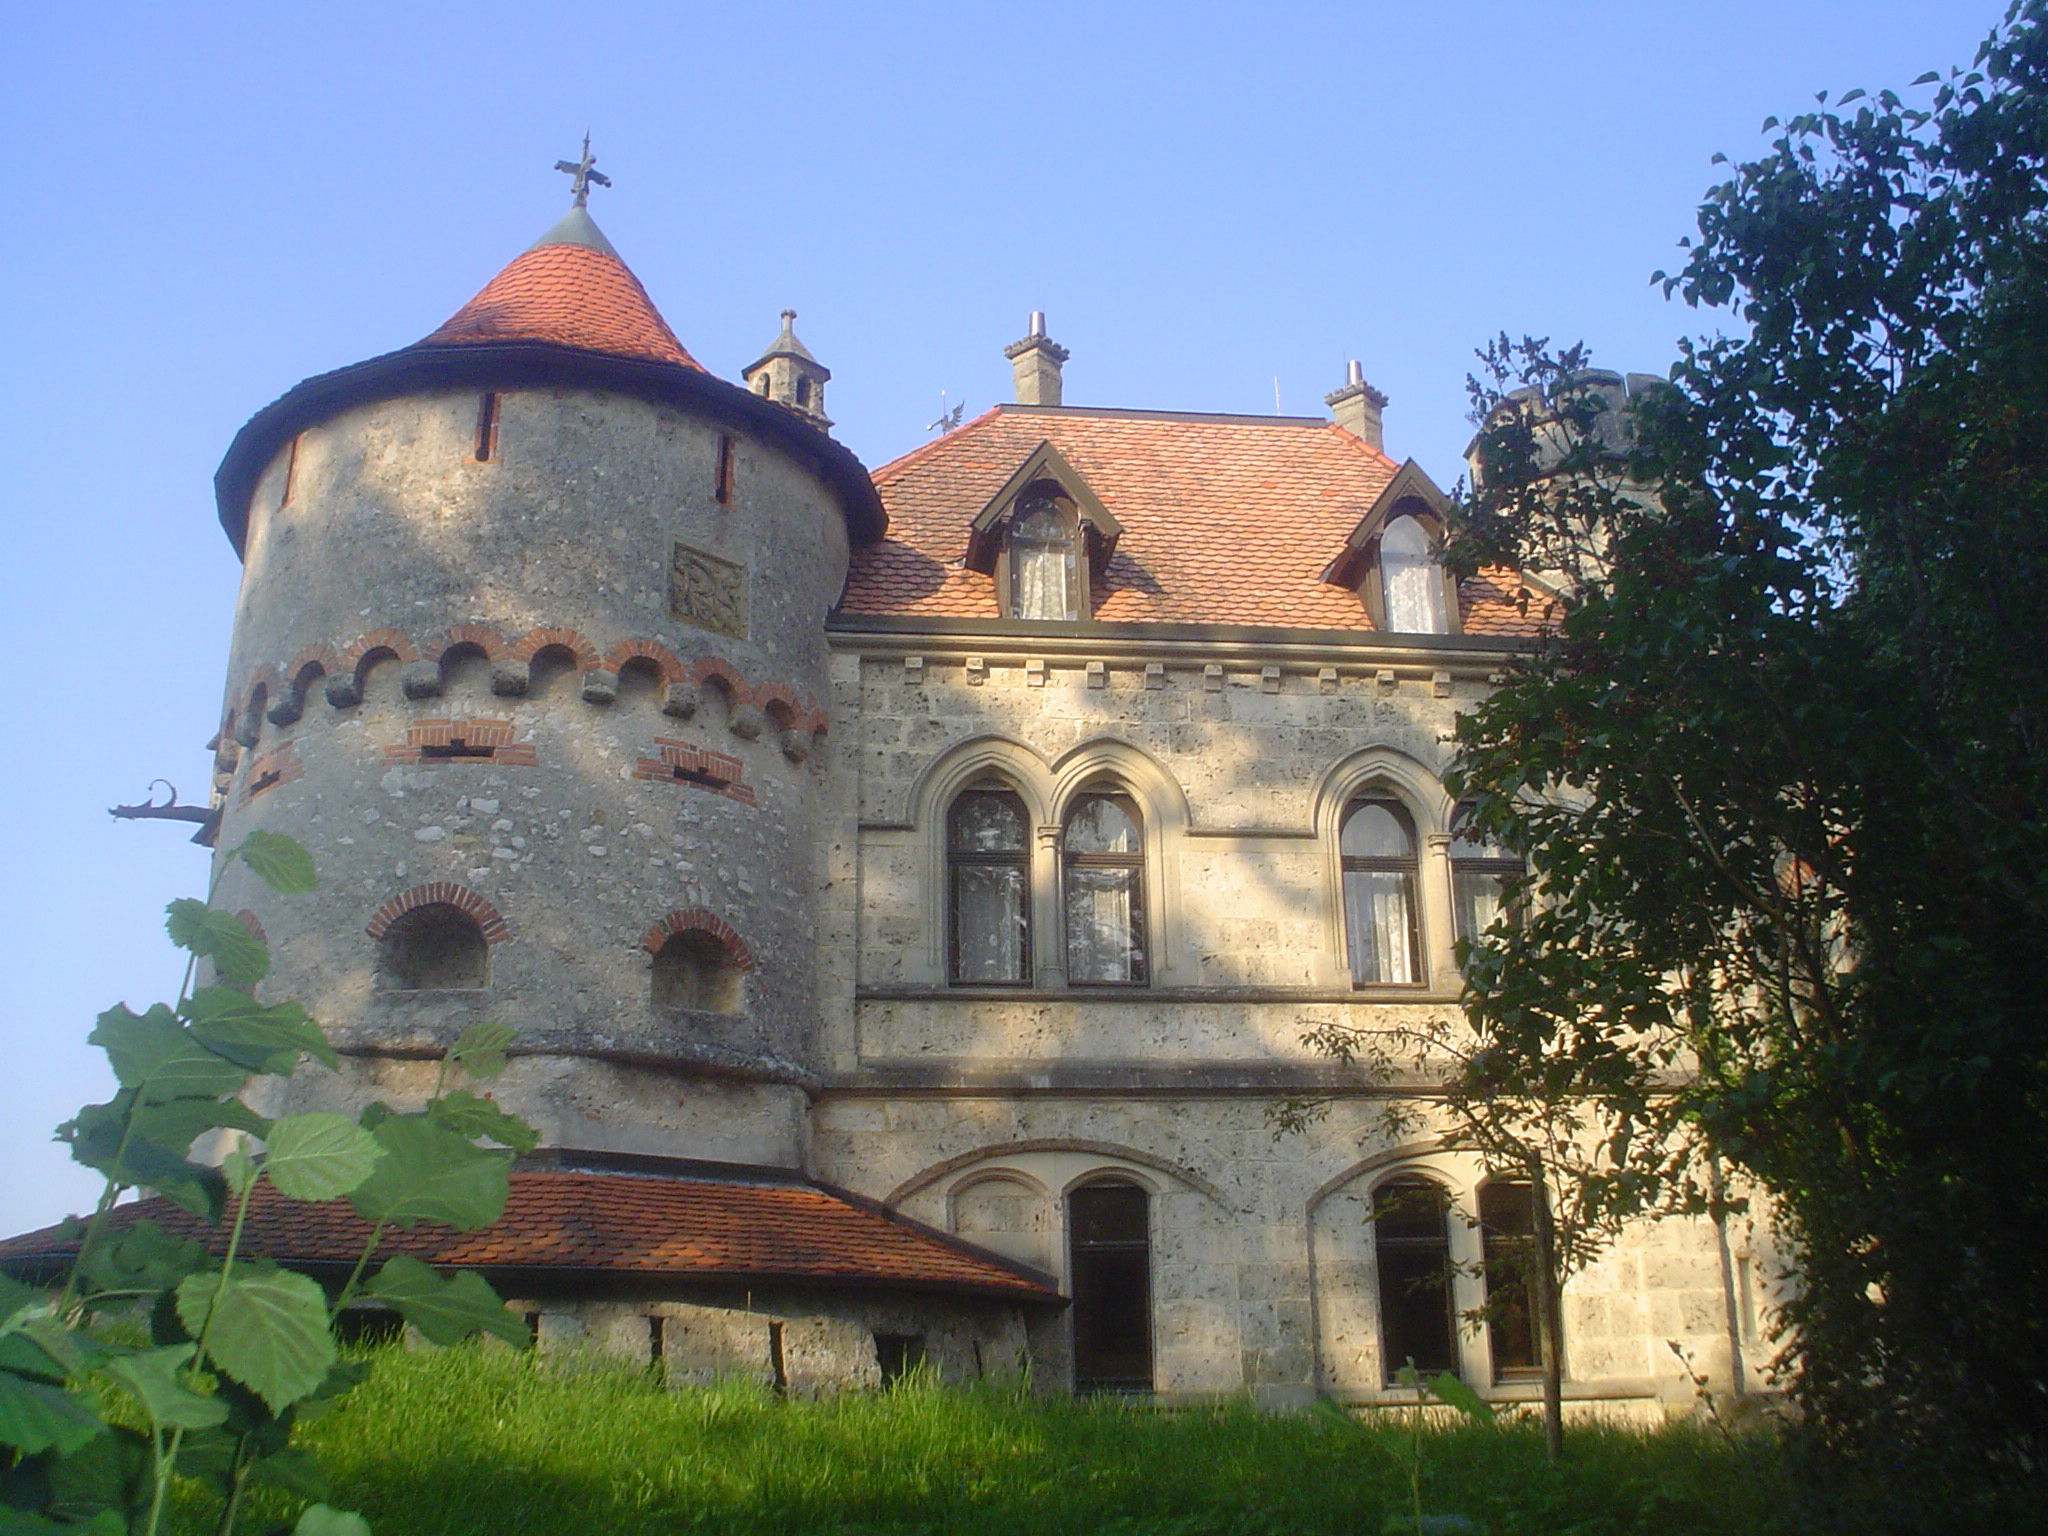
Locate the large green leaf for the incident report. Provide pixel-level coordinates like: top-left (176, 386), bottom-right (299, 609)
top-left (263, 1113), bottom-right (383, 1202)
top-left (0, 1273), bottom-right (40, 1330)
top-left (95, 1344), bottom-right (228, 1431)
top-left (88, 1004), bottom-right (246, 1101)
top-left (362, 1256), bottom-right (527, 1347)
top-left (0, 1371), bottom-right (105, 1456)
top-left (163, 899), bottom-right (269, 986)
top-left (347, 1116), bottom-right (512, 1231)
top-left (293, 1506), bottom-right (371, 1536)
top-left (238, 831), bottom-right (318, 894)
top-left (75, 1220), bottom-right (214, 1299)
top-left (174, 1270), bottom-right (335, 1414)
top-left (447, 1020), bottom-right (515, 1081)
top-left (182, 990), bottom-right (335, 1074)
top-left (57, 1097), bottom-right (224, 1220)
top-left (427, 1090), bottom-right (538, 1152)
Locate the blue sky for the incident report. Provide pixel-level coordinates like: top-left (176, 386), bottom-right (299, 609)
top-left (0, 0), bottom-right (2002, 1235)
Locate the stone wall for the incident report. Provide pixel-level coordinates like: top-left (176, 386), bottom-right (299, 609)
top-left (811, 639), bottom-right (1764, 1407)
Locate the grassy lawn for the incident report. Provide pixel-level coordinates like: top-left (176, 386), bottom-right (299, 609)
top-left (211, 1346), bottom-right (1797, 1536)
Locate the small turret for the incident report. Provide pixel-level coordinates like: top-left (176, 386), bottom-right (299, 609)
top-left (1326, 359), bottom-right (1388, 451)
top-left (742, 310), bottom-right (833, 427)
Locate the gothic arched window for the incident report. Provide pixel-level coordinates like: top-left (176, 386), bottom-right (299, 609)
top-left (1379, 514), bottom-right (1449, 634)
top-left (1341, 798), bottom-right (1422, 986)
top-left (948, 787), bottom-right (1031, 985)
top-left (1450, 805), bottom-right (1524, 946)
top-left (1008, 492), bottom-right (1081, 621)
top-left (1374, 1174), bottom-right (1458, 1381)
top-left (1063, 791), bottom-right (1146, 985)
top-left (1069, 1180), bottom-right (1153, 1393)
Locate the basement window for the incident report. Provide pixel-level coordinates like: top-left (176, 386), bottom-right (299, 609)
top-left (376, 903), bottom-right (488, 991)
top-left (874, 1333), bottom-right (927, 1387)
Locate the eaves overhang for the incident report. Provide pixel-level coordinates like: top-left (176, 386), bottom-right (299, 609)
top-left (214, 341), bottom-right (888, 555)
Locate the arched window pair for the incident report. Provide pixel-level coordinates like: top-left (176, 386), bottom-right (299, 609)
top-left (1373, 1174), bottom-right (1548, 1385)
top-left (1340, 798), bottom-right (1522, 988)
top-left (947, 785), bottom-right (1146, 987)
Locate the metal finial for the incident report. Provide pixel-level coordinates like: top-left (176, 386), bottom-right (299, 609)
top-left (554, 132), bottom-right (612, 209)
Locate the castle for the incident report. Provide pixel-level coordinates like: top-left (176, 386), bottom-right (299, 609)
top-left (3, 183), bottom-right (1774, 1408)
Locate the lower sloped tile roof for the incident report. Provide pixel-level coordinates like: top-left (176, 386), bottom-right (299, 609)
top-left (0, 1161), bottom-right (1061, 1306)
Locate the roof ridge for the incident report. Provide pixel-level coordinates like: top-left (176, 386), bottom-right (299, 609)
top-left (869, 405), bottom-right (1007, 486)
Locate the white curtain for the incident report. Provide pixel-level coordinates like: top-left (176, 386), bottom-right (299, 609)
top-left (1066, 869), bottom-right (1139, 982)
top-left (1380, 516), bottom-right (1447, 633)
top-left (1345, 869), bottom-right (1416, 983)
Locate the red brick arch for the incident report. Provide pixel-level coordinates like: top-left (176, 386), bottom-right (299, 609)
top-left (366, 883), bottom-right (510, 944)
top-left (640, 908), bottom-right (754, 970)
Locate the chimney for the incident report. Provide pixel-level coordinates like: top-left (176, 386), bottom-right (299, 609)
top-left (1326, 359), bottom-right (1388, 451)
top-left (1003, 311), bottom-right (1070, 406)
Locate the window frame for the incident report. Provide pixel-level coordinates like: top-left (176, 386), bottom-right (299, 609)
top-left (946, 786), bottom-right (1033, 987)
top-left (1371, 1173), bottom-right (1460, 1384)
top-left (1061, 789), bottom-right (1149, 988)
top-left (999, 485), bottom-right (1087, 622)
top-left (1067, 1178), bottom-right (1154, 1394)
top-left (1449, 805), bottom-right (1525, 948)
top-left (1477, 1178), bottom-right (1550, 1383)
top-left (1339, 796), bottom-right (1425, 988)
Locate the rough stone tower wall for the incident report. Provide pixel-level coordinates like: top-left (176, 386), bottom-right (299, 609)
top-left (211, 383), bottom-right (850, 1168)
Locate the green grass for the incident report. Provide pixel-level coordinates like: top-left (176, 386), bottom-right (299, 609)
top-left (201, 1346), bottom-right (1800, 1536)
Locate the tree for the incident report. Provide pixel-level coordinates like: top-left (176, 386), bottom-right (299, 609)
top-left (1441, 5), bottom-right (2048, 1526)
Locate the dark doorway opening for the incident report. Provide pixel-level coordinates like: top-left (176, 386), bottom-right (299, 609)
top-left (1069, 1180), bottom-right (1152, 1393)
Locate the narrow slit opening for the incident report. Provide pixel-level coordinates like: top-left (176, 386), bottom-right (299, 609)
top-left (715, 434), bottom-right (735, 503)
top-left (474, 393), bottom-right (501, 462)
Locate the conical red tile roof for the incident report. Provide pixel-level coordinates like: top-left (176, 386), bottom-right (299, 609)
top-left (417, 219), bottom-right (702, 371)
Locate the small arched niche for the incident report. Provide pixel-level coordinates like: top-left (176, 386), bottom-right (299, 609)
top-left (651, 929), bottom-right (746, 1013)
top-left (376, 903), bottom-right (488, 991)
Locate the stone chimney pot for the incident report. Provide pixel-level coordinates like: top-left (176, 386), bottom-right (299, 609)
top-left (1004, 313), bottom-right (1070, 406)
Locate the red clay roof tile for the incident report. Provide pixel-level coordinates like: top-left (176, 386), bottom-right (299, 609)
top-left (844, 406), bottom-right (1541, 636)
top-left (418, 243), bottom-right (703, 372)
top-left (0, 1168), bottom-right (1057, 1305)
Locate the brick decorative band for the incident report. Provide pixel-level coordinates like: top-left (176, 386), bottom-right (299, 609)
top-left (366, 883), bottom-right (510, 945)
top-left (640, 908), bottom-right (755, 970)
top-left (226, 623), bottom-right (826, 747)
top-left (632, 738), bottom-right (756, 805)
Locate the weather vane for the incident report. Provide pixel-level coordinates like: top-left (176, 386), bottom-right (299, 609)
top-left (555, 132), bottom-right (611, 208)
top-left (926, 393), bottom-right (966, 435)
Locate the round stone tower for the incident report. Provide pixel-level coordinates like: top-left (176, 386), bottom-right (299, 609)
top-left (207, 196), bottom-right (882, 1170)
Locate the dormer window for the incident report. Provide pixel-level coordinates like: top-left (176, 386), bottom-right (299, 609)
top-left (964, 441), bottom-right (1122, 622)
top-left (1008, 491), bottom-right (1081, 620)
top-left (1318, 462), bottom-right (1463, 635)
top-left (1379, 514), bottom-right (1448, 633)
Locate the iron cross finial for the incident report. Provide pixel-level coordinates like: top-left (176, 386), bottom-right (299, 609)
top-left (554, 132), bottom-right (611, 209)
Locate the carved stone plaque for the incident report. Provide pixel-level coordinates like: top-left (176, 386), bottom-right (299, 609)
top-left (669, 541), bottom-right (747, 639)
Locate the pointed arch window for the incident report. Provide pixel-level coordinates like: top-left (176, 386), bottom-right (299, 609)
top-left (948, 787), bottom-right (1032, 985)
top-left (1341, 798), bottom-right (1422, 986)
top-left (1380, 515), bottom-right (1448, 633)
top-left (1008, 492), bottom-right (1081, 621)
top-left (1450, 806), bottom-right (1524, 946)
top-left (1374, 1174), bottom-right (1458, 1381)
top-left (1063, 791), bottom-right (1147, 985)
